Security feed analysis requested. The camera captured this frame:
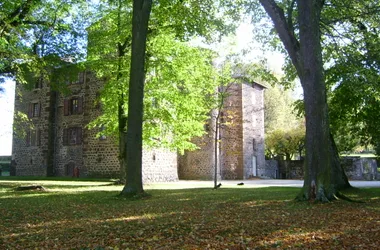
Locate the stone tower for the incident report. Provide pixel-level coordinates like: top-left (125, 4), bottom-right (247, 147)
top-left (178, 80), bottom-right (266, 180)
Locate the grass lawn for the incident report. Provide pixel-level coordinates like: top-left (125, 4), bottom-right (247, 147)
top-left (0, 180), bottom-right (379, 249)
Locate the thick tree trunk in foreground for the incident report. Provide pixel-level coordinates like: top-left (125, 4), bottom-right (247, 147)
top-left (120, 0), bottom-right (152, 196)
top-left (259, 0), bottom-right (350, 201)
top-left (297, 0), bottom-right (351, 201)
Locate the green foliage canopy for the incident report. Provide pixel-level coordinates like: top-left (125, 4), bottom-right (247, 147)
top-left (0, 0), bottom-right (90, 84)
top-left (87, 1), bottom-right (240, 153)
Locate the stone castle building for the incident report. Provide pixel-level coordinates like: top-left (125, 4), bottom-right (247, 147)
top-left (12, 71), bottom-right (266, 182)
top-left (179, 81), bottom-right (266, 180)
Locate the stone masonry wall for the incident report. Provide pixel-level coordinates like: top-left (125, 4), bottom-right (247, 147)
top-left (342, 157), bottom-right (379, 180)
top-left (178, 128), bottom-right (216, 180)
top-left (12, 79), bottom-right (50, 176)
top-left (81, 71), bottom-right (120, 178)
top-left (13, 70), bottom-right (179, 182)
top-left (142, 149), bottom-right (178, 183)
top-left (264, 160), bottom-right (279, 179)
top-left (220, 83), bottom-right (244, 179)
top-left (242, 82), bottom-right (266, 179)
top-left (179, 81), bottom-right (266, 181)
top-left (54, 74), bottom-right (86, 176)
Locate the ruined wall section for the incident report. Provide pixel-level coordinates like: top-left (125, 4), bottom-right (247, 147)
top-left (12, 80), bottom-right (50, 176)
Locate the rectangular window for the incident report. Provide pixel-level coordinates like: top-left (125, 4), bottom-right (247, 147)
top-left (26, 129), bottom-right (41, 147)
top-left (78, 72), bottom-right (85, 84)
top-left (34, 76), bottom-right (43, 89)
top-left (63, 127), bottom-right (82, 146)
top-left (70, 128), bottom-right (77, 144)
top-left (64, 97), bottom-right (83, 116)
top-left (28, 102), bottom-right (40, 118)
top-left (33, 103), bottom-right (39, 117)
top-left (220, 111), bottom-right (225, 124)
top-left (30, 130), bottom-right (36, 146)
top-left (71, 98), bottom-right (79, 114)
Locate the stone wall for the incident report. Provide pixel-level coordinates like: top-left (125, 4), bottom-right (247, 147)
top-left (13, 70), bottom-right (179, 182)
top-left (342, 157), bottom-right (379, 180)
top-left (263, 160), bottom-right (279, 179)
top-left (242, 82), bottom-right (266, 178)
top-left (178, 126), bottom-right (216, 180)
top-left (12, 78), bottom-right (51, 176)
top-left (142, 149), bottom-right (178, 183)
top-left (179, 81), bottom-right (266, 180)
top-left (280, 160), bottom-right (304, 179)
top-left (220, 83), bottom-right (244, 179)
top-left (54, 74), bottom-right (86, 176)
top-left (266, 158), bottom-right (379, 180)
top-left (81, 71), bottom-right (120, 178)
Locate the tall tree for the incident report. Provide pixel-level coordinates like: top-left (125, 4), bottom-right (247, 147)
top-left (87, 4), bottom-right (220, 192)
top-left (2, 0), bottom-right (90, 177)
top-left (324, 1), bottom-right (380, 156)
top-left (88, 0), bottom-right (242, 196)
top-left (256, 0), bottom-right (350, 201)
top-left (1, 0), bottom-right (89, 82)
top-left (120, 0), bottom-right (153, 196)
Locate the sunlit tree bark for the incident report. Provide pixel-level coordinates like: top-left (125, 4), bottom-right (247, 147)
top-left (259, 0), bottom-right (350, 201)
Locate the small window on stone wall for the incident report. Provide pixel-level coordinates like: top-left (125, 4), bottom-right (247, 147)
top-left (26, 129), bottom-right (41, 147)
top-left (63, 127), bottom-right (82, 146)
top-left (251, 91), bottom-right (256, 105)
top-left (64, 97), bottom-right (83, 115)
top-left (65, 72), bottom-right (85, 85)
top-left (34, 76), bottom-right (43, 89)
top-left (152, 153), bottom-right (156, 161)
top-left (78, 72), bottom-right (85, 84)
top-left (28, 102), bottom-right (41, 118)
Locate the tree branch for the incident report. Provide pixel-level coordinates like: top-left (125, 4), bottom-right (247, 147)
top-left (287, 0), bottom-right (296, 36)
top-left (259, 0), bottom-right (302, 74)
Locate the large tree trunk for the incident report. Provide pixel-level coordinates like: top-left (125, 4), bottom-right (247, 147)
top-left (120, 0), bottom-right (152, 196)
top-left (296, 0), bottom-right (350, 201)
top-left (259, 0), bottom-right (351, 201)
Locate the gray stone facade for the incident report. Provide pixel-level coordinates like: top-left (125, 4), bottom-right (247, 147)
top-left (265, 158), bottom-right (379, 180)
top-left (342, 157), bottom-right (379, 181)
top-left (12, 71), bottom-right (178, 183)
top-left (178, 81), bottom-right (266, 180)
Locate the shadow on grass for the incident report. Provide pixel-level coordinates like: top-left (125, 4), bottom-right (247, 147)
top-left (0, 184), bottom-right (379, 249)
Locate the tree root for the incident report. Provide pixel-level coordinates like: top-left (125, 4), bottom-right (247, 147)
top-left (334, 191), bottom-right (365, 203)
top-left (295, 189), bottom-right (365, 203)
top-left (118, 188), bottom-right (151, 200)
